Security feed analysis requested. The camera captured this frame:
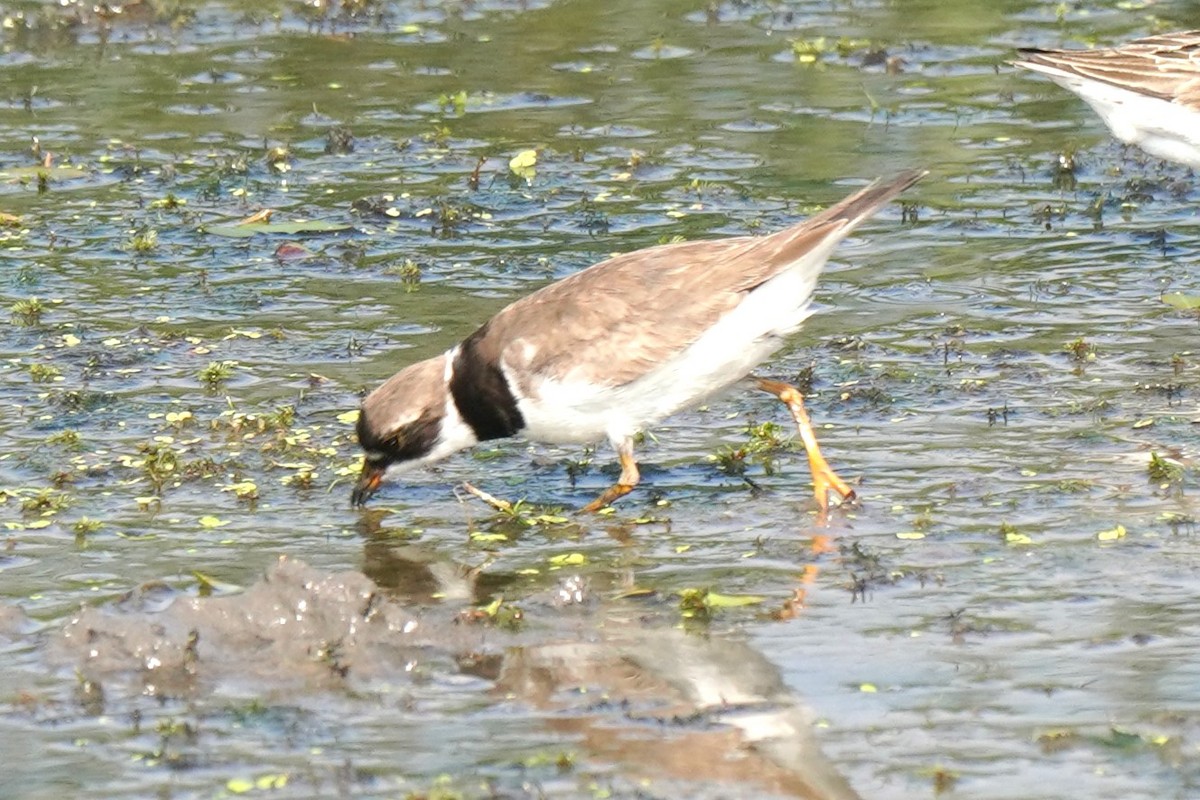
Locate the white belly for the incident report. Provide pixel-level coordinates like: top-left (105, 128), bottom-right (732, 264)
top-left (1050, 74), bottom-right (1200, 168)
top-left (508, 267), bottom-right (818, 446)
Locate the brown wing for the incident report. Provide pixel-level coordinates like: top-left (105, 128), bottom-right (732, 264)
top-left (485, 235), bottom-right (762, 390)
top-left (473, 170), bottom-right (925, 389)
top-left (1016, 31), bottom-right (1200, 105)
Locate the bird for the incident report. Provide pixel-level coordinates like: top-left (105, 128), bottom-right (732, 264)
top-left (1013, 31), bottom-right (1200, 169)
top-left (351, 169), bottom-right (926, 513)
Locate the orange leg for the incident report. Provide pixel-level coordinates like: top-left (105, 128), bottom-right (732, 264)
top-left (581, 437), bottom-right (640, 513)
top-left (756, 378), bottom-right (856, 512)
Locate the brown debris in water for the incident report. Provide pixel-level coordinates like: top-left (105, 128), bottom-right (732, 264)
top-left (52, 556), bottom-right (441, 696)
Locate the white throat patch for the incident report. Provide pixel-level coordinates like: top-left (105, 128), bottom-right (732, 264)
top-left (412, 348), bottom-right (477, 468)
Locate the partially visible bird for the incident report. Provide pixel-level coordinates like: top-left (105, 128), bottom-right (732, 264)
top-left (352, 169), bottom-right (926, 513)
top-left (1014, 32), bottom-right (1200, 168)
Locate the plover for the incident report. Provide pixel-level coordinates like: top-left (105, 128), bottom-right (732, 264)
top-left (1013, 32), bottom-right (1200, 168)
top-left (352, 169), bottom-right (926, 512)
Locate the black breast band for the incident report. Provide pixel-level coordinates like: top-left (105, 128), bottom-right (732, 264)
top-left (448, 326), bottom-right (525, 441)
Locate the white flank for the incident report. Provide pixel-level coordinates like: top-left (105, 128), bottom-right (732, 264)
top-left (508, 236), bottom-right (843, 448)
top-left (1022, 63), bottom-right (1200, 168)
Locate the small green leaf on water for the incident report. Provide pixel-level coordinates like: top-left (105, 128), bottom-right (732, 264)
top-left (221, 481), bottom-right (258, 500)
top-left (224, 329), bottom-right (263, 340)
top-left (192, 570), bottom-right (241, 597)
top-left (896, 531), bottom-right (925, 540)
top-left (510, 149), bottom-right (538, 182)
top-left (1162, 292), bottom-right (1200, 311)
top-left (531, 514), bottom-right (570, 525)
top-left (704, 592), bottom-right (765, 608)
top-left (859, 683), bottom-right (878, 693)
top-left (256, 774), bottom-right (288, 789)
top-left (483, 596), bottom-right (504, 616)
top-left (198, 515), bottom-right (228, 528)
top-left (675, 544), bottom-right (691, 553)
top-left (1132, 418), bottom-right (1154, 430)
top-left (223, 772), bottom-right (288, 793)
top-left (469, 531), bottom-right (508, 543)
top-left (549, 552), bottom-right (586, 566)
top-left (1096, 525), bottom-right (1126, 541)
top-left (194, 571), bottom-right (217, 597)
top-left (336, 409), bottom-right (360, 424)
top-left (998, 522), bottom-right (1025, 544)
top-left (509, 149), bottom-right (538, 173)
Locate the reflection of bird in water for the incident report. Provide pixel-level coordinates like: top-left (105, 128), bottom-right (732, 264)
top-left (1014, 32), bottom-right (1200, 168)
top-left (353, 171), bottom-right (926, 514)
top-left (475, 626), bottom-right (862, 800)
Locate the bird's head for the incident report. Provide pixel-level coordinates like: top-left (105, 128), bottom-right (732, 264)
top-left (351, 353), bottom-right (475, 506)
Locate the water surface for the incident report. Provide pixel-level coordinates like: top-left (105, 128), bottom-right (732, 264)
top-left (2, 1), bottom-right (1200, 798)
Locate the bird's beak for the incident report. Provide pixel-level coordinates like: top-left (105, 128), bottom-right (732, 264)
top-left (351, 461), bottom-right (387, 507)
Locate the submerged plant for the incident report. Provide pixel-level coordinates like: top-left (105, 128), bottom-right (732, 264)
top-left (281, 466), bottom-right (317, 489)
top-left (22, 488), bottom-right (70, 515)
top-left (711, 419), bottom-right (793, 477)
top-left (140, 442), bottom-right (180, 492)
top-left (73, 517), bottom-right (103, 538)
top-left (149, 193), bottom-right (186, 210)
top-left (45, 429), bottom-right (82, 448)
top-left (262, 404), bottom-right (295, 430)
top-left (384, 258), bottom-right (422, 289)
top-left (10, 297), bottom-right (45, 326)
top-left (1064, 337), bottom-right (1096, 363)
top-left (27, 362), bottom-right (62, 382)
top-left (1148, 452), bottom-right (1184, 485)
top-left (437, 89), bottom-right (468, 115)
top-left (199, 360), bottom-right (237, 388)
top-left (457, 595), bottom-right (524, 630)
top-left (129, 228), bottom-right (158, 253)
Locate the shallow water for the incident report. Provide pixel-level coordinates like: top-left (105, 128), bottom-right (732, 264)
top-left (3, 0), bottom-right (1200, 798)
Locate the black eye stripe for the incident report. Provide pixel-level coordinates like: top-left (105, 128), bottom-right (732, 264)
top-left (357, 403), bottom-right (442, 466)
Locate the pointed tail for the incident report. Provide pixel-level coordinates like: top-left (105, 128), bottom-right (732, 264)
top-left (801, 168), bottom-right (927, 231)
top-left (750, 168), bottom-right (927, 269)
